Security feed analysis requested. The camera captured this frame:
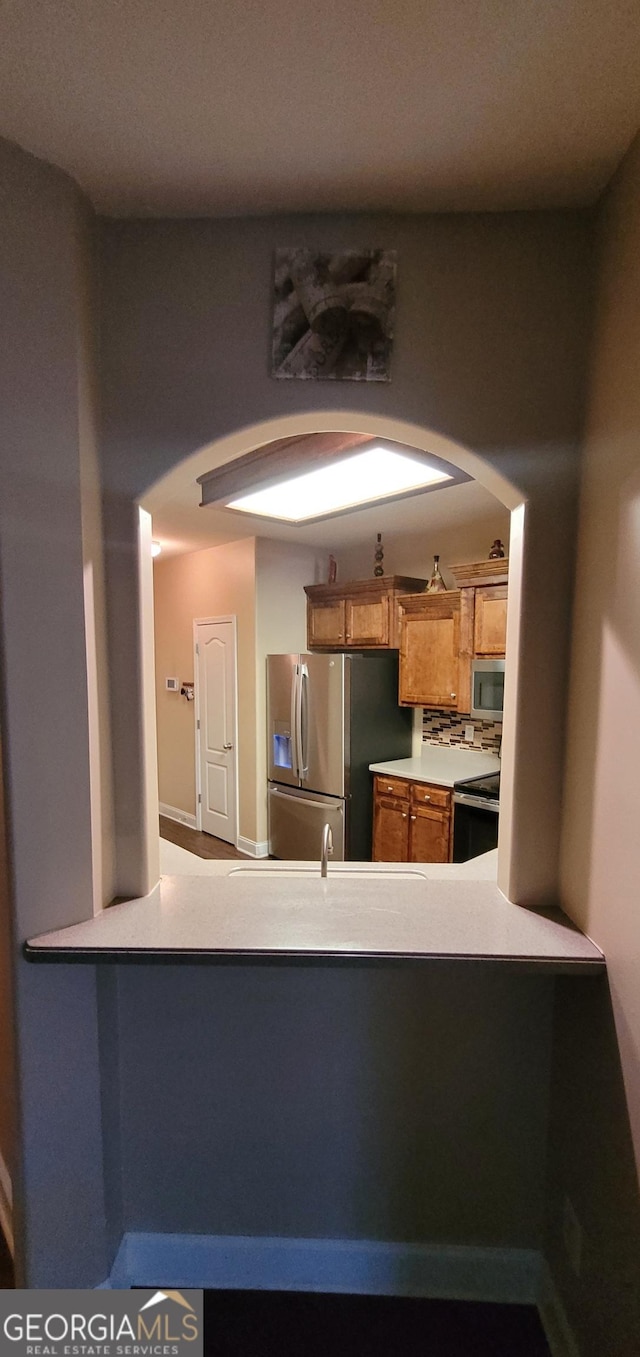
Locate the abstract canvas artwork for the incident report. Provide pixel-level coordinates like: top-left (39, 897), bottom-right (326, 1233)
top-left (272, 248), bottom-right (397, 381)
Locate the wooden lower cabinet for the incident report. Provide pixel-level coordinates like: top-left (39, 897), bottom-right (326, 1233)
top-left (372, 794), bottom-right (410, 862)
top-left (408, 802), bottom-right (450, 862)
top-left (372, 775), bottom-right (452, 863)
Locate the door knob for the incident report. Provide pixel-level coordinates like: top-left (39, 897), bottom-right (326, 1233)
top-left (223, 742), bottom-right (233, 750)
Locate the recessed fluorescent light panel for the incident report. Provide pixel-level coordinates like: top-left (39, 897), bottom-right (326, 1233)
top-left (226, 445), bottom-right (452, 522)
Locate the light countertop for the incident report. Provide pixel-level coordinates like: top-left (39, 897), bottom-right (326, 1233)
top-left (25, 857), bottom-right (604, 973)
top-left (370, 745), bottom-right (501, 788)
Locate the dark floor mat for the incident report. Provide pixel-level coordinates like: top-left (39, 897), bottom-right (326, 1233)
top-left (203, 1291), bottom-right (551, 1357)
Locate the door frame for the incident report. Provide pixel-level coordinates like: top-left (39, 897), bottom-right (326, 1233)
top-left (193, 615), bottom-right (239, 843)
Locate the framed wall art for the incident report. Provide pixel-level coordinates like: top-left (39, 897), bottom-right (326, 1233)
top-left (272, 247), bottom-right (397, 381)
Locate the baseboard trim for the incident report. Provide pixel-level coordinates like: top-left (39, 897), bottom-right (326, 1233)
top-left (108, 1231), bottom-right (542, 1302)
top-left (237, 837), bottom-right (269, 859)
top-left (0, 1148), bottom-right (14, 1257)
top-left (538, 1261), bottom-right (581, 1357)
top-left (159, 803), bottom-right (197, 830)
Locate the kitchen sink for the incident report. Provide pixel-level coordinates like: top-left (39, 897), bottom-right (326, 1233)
top-left (228, 864), bottom-right (428, 879)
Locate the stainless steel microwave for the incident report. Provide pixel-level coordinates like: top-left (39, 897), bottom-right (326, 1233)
top-left (471, 659), bottom-right (505, 720)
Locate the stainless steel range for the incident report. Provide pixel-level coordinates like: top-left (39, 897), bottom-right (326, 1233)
top-left (452, 770), bottom-right (500, 862)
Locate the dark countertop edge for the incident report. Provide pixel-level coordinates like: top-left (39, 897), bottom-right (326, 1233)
top-left (23, 942), bottom-right (605, 973)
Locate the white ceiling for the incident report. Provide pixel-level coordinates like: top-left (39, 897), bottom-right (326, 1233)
top-left (146, 472), bottom-right (507, 559)
top-left (0, 0), bottom-right (639, 217)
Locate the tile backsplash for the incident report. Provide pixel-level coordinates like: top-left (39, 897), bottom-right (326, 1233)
top-left (422, 709), bottom-right (502, 752)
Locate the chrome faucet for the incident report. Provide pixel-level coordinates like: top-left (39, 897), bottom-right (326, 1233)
top-left (320, 822), bottom-right (334, 878)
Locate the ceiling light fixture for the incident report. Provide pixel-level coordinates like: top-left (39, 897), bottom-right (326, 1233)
top-left (226, 446), bottom-right (452, 523)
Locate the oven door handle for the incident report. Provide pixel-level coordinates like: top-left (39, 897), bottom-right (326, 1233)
top-left (453, 793), bottom-right (500, 813)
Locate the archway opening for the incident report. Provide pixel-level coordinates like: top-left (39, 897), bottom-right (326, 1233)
top-left (138, 412), bottom-right (525, 901)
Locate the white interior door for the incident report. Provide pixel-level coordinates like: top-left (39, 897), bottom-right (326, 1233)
top-left (195, 618), bottom-right (238, 844)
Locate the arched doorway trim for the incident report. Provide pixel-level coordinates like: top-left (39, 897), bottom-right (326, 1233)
top-left (139, 410), bottom-right (524, 905)
top-left (141, 410), bottom-right (523, 516)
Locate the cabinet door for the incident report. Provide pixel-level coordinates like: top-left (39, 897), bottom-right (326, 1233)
top-left (372, 795), bottom-right (409, 861)
top-left (409, 803), bottom-right (450, 863)
top-left (346, 595), bottom-right (390, 647)
top-left (307, 599), bottom-right (346, 649)
top-left (399, 593), bottom-right (460, 708)
top-left (474, 585), bottom-right (508, 657)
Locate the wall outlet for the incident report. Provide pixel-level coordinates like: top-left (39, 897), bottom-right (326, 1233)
top-left (563, 1195), bottom-right (583, 1276)
top-left (464, 724), bottom-right (475, 743)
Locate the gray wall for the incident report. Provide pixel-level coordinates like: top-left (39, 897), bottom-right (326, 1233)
top-left (99, 210), bottom-right (594, 907)
top-left (549, 135), bottom-right (640, 1355)
top-left (0, 138), bottom-right (108, 1285)
top-left (117, 965), bottom-right (554, 1249)
top-left (545, 978), bottom-right (640, 1354)
top-left (0, 144), bottom-right (611, 1290)
top-left (0, 712), bottom-right (17, 1198)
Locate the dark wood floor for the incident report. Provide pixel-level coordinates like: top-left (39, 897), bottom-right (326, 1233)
top-left (203, 1293), bottom-right (551, 1356)
top-left (160, 815), bottom-right (250, 860)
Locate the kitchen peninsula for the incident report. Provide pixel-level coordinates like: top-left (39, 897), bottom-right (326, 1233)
top-left (25, 866), bottom-right (603, 972)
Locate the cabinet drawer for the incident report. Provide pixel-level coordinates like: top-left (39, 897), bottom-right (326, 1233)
top-left (374, 774), bottom-right (410, 800)
top-left (410, 782), bottom-right (451, 809)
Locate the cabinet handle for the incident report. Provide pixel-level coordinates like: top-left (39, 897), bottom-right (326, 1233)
top-left (401, 812), bottom-right (407, 819)
top-left (423, 793), bottom-right (430, 801)
top-left (386, 785), bottom-right (394, 792)
top-left (450, 692), bottom-right (456, 699)
top-left (410, 814), bottom-right (416, 821)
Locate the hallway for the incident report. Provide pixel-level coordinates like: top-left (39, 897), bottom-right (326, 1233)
top-left (160, 815), bottom-right (249, 862)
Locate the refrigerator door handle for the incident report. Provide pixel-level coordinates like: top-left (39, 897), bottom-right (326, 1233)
top-left (270, 786), bottom-right (339, 812)
top-left (290, 664), bottom-right (300, 779)
top-left (299, 663), bottom-right (309, 780)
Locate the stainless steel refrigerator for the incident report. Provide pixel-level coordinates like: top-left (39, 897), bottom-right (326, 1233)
top-left (267, 651), bottom-right (412, 860)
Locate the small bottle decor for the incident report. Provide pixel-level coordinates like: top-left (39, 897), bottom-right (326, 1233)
top-left (427, 554), bottom-right (446, 592)
top-left (328, 555), bottom-right (337, 584)
top-left (373, 533), bottom-right (384, 577)
top-left (488, 539), bottom-right (505, 559)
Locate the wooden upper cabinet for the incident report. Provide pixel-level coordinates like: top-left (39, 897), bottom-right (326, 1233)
top-left (307, 598), bottom-right (346, 649)
top-left (345, 594), bottom-right (390, 647)
top-left (305, 577), bottom-right (427, 650)
top-left (449, 560), bottom-right (509, 690)
top-left (474, 584), bottom-right (508, 657)
top-left (398, 591), bottom-right (461, 709)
